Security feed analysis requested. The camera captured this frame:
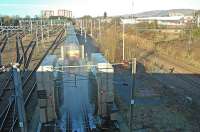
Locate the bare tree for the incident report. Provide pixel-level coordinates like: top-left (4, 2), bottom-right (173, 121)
top-left (194, 10), bottom-right (200, 27)
top-left (104, 12), bottom-right (107, 19)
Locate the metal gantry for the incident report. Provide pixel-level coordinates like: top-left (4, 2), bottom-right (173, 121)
top-left (0, 26), bottom-right (23, 32)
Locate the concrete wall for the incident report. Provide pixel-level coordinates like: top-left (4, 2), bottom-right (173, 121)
top-left (96, 71), bottom-right (114, 117)
top-left (91, 53), bottom-right (114, 118)
top-left (36, 55), bottom-right (58, 123)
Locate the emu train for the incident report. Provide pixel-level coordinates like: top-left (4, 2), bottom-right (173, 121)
top-left (65, 43), bottom-right (80, 61)
top-left (64, 25), bottom-right (80, 64)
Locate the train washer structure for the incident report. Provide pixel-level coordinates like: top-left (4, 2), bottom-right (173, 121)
top-left (36, 55), bottom-right (64, 128)
top-left (35, 25), bottom-right (119, 131)
top-left (89, 53), bottom-right (119, 130)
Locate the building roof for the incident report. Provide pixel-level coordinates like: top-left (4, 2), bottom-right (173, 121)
top-left (137, 16), bottom-right (184, 21)
top-left (65, 25), bottom-right (79, 45)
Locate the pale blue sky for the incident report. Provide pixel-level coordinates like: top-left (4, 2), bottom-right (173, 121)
top-left (0, 0), bottom-right (199, 17)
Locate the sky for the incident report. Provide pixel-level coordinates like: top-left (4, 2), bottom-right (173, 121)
top-left (0, 0), bottom-right (199, 17)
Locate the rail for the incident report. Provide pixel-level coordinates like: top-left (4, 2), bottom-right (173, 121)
top-left (0, 27), bottom-right (65, 131)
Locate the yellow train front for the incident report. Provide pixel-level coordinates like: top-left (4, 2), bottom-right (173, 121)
top-left (64, 25), bottom-right (81, 65)
top-left (65, 43), bottom-right (80, 65)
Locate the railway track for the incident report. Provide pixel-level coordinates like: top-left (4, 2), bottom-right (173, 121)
top-left (81, 104), bottom-right (91, 132)
top-left (0, 26), bottom-right (65, 131)
top-left (66, 112), bottom-right (72, 132)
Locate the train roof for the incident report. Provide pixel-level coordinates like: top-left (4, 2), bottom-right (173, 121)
top-left (65, 25), bottom-right (79, 45)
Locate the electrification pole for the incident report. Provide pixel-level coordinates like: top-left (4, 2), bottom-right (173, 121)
top-left (90, 19), bottom-right (93, 37)
top-left (85, 29), bottom-right (87, 43)
top-left (81, 19), bottom-right (83, 36)
top-left (187, 28), bottom-right (192, 56)
top-left (47, 26), bottom-right (50, 39)
top-left (50, 20), bottom-right (53, 26)
top-left (99, 19), bottom-right (101, 42)
top-left (40, 19), bottom-right (44, 42)
top-left (132, 0), bottom-right (134, 19)
top-left (130, 58), bottom-right (136, 132)
top-left (122, 22), bottom-right (125, 60)
top-left (94, 20), bottom-right (96, 38)
top-left (0, 48), bottom-right (1, 65)
top-left (36, 29), bottom-right (38, 46)
top-left (12, 64), bottom-right (27, 132)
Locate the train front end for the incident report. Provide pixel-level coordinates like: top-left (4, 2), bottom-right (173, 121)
top-left (65, 43), bottom-right (80, 62)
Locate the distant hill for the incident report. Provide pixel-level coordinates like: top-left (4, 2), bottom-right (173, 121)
top-left (122, 9), bottom-right (196, 18)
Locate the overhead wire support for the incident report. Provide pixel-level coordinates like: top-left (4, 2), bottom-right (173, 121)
top-left (0, 23), bottom-right (68, 131)
top-left (122, 22), bottom-right (125, 60)
top-left (90, 19), bottom-right (93, 37)
top-left (22, 29), bottom-right (65, 88)
top-left (98, 19), bottom-right (101, 42)
top-left (130, 58), bottom-right (136, 132)
top-left (12, 64), bottom-right (27, 132)
top-left (16, 34), bottom-right (21, 63)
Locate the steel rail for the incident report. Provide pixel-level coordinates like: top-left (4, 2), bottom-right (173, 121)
top-left (0, 28), bottom-right (65, 131)
top-left (24, 41), bottom-right (36, 69)
top-left (0, 39), bottom-right (35, 98)
top-left (22, 29), bottom-right (65, 88)
top-left (0, 37), bottom-right (8, 53)
top-left (16, 34), bottom-right (21, 63)
top-left (0, 98), bottom-right (14, 130)
top-left (8, 29), bottom-right (65, 131)
top-left (8, 82), bottom-right (37, 132)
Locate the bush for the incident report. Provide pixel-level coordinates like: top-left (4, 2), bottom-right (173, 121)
top-left (192, 28), bottom-right (200, 37)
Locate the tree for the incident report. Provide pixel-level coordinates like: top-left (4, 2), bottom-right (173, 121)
top-left (191, 10), bottom-right (200, 38)
top-left (104, 12), bottom-right (107, 19)
top-left (194, 10), bottom-right (200, 27)
top-left (24, 15), bottom-right (31, 20)
top-left (2, 16), bottom-right (12, 25)
top-left (148, 20), bottom-right (158, 29)
top-left (12, 15), bottom-right (20, 26)
top-left (34, 15), bottom-right (40, 20)
top-left (192, 28), bottom-right (200, 37)
top-left (111, 17), bottom-right (121, 25)
top-left (82, 15), bottom-right (92, 19)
